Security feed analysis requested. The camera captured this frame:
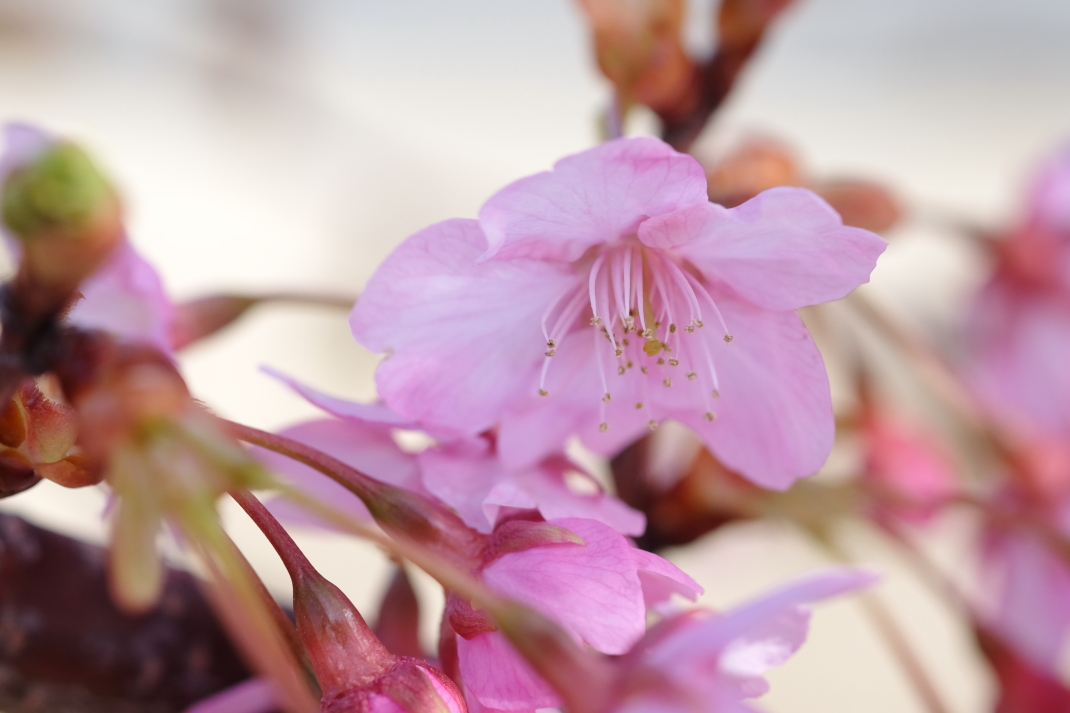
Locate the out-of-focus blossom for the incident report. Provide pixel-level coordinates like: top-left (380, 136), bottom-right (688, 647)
top-left (352, 137), bottom-right (885, 489)
top-left (965, 145), bottom-right (1070, 441)
top-left (261, 368), bottom-right (645, 536)
top-left (858, 410), bottom-right (958, 523)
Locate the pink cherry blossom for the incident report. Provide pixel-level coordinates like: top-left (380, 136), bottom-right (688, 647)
top-left (351, 137), bottom-right (885, 489)
top-left (262, 367), bottom-right (645, 535)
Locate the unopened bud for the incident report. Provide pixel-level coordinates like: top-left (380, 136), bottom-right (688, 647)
top-left (2, 141), bottom-right (123, 292)
top-left (294, 567), bottom-right (464, 713)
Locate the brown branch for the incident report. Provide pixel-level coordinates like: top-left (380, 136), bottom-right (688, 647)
top-left (659, 0), bottom-right (797, 152)
top-left (0, 512), bottom-right (252, 711)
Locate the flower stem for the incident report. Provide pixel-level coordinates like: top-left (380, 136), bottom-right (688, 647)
top-left (231, 488), bottom-right (314, 580)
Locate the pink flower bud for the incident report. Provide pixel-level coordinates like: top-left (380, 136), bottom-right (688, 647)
top-left (287, 529), bottom-right (466, 713)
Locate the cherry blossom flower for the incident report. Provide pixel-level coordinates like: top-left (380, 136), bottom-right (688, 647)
top-left (351, 137), bottom-right (885, 489)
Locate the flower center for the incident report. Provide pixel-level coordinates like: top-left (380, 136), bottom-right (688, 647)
top-left (538, 243), bottom-right (731, 432)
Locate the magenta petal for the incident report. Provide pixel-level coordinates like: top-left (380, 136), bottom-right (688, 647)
top-left (630, 547), bottom-right (703, 605)
top-left (350, 218), bottom-right (576, 435)
top-left (457, 632), bottom-right (561, 710)
top-left (67, 241), bottom-right (175, 352)
top-left (479, 137), bottom-right (708, 263)
top-left (256, 419), bottom-right (420, 529)
top-left (481, 517), bottom-right (645, 654)
top-left (662, 187), bottom-right (886, 311)
top-left (660, 290), bottom-right (835, 489)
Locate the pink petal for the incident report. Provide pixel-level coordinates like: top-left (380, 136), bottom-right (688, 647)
top-left (481, 517), bottom-right (645, 654)
top-left (350, 218), bottom-right (576, 436)
top-left (256, 419), bottom-right (420, 530)
top-left (458, 632), bottom-right (561, 710)
top-left (67, 240), bottom-right (175, 352)
top-left (647, 567), bottom-right (878, 670)
top-left (262, 366), bottom-right (418, 428)
top-left (182, 678), bottom-right (276, 713)
top-left (630, 547), bottom-right (703, 605)
top-left (497, 335), bottom-right (650, 468)
top-left (646, 187), bottom-right (885, 311)
top-left (480, 137), bottom-right (708, 263)
top-left (658, 289), bottom-right (835, 490)
top-left (1028, 144), bottom-right (1070, 232)
top-left (520, 463), bottom-right (646, 536)
top-left (420, 438), bottom-right (536, 533)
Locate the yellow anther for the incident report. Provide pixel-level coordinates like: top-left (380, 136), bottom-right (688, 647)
top-left (546, 339), bottom-right (557, 348)
top-left (669, 324), bottom-right (677, 334)
top-left (599, 422), bottom-right (609, 433)
top-left (686, 372), bottom-right (697, 380)
top-left (704, 412), bottom-right (716, 421)
top-left (622, 338), bottom-right (630, 346)
top-left (695, 320), bottom-right (704, 328)
top-left (684, 325), bottom-right (695, 333)
top-left (641, 329), bottom-right (654, 339)
top-left (656, 358), bottom-right (665, 365)
top-left (602, 393), bottom-right (612, 403)
top-left (617, 365), bottom-right (626, 375)
top-left (591, 316), bottom-right (602, 326)
top-left (647, 419), bottom-right (658, 431)
top-left (668, 358), bottom-right (679, 367)
top-left (544, 349), bottom-right (555, 357)
top-left (614, 348), bottom-right (623, 356)
top-left (723, 334), bottom-right (733, 343)
top-left (712, 389), bottom-right (720, 398)
top-left (640, 366), bottom-right (648, 374)
top-left (634, 402), bottom-right (643, 409)
top-left (662, 378), bottom-right (672, 387)
top-left (538, 389), bottom-right (549, 396)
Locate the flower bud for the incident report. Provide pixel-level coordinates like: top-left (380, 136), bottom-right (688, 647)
top-left (293, 565), bottom-right (465, 713)
top-left (2, 140), bottom-right (123, 294)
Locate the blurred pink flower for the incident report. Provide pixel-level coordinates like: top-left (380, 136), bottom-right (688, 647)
top-left (966, 145), bottom-right (1070, 440)
top-left (860, 410), bottom-right (957, 522)
top-left (351, 137), bottom-right (885, 489)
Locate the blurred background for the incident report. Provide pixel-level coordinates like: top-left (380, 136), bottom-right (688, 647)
top-left (2, 1), bottom-right (1070, 711)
